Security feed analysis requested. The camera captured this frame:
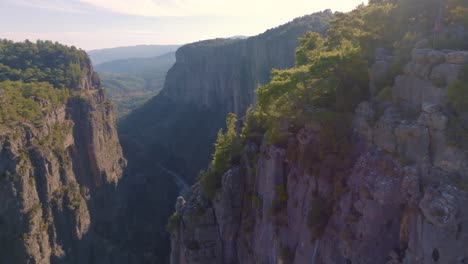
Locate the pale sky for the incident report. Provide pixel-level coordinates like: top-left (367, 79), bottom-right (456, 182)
top-left (0, 0), bottom-right (366, 50)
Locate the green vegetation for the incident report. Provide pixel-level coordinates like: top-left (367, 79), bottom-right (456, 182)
top-left (33, 122), bottom-right (73, 158)
top-left (1, 170), bottom-right (20, 182)
top-left (200, 113), bottom-right (241, 199)
top-left (51, 183), bottom-right (83, 211)
top-left (197, 0), bottom-right (468, 204)
top-left (166, 212), bottom-right (181, 232)
top-left (254, 0), bottom-right (465, 140)
top-left (65, 183), bottom-right (83, 211)
top-left (376, 86), bottom-right (393, 104)
top-left (96, 52), bottom-right (176, 118)
top-left (0, 39), bottom-right (95, 88)
top-left (446, 64), bottom-right (468, 148)
top-left (0, 81), bottom-right (68, 126)
top-left (446, 0), bottom-right (468, 29)
top-left (447, 80), bottom-right (468, 113)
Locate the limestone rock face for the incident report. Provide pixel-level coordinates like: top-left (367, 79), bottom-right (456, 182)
top-left (170, 47), bottom-right (468, 264)
top-left (0, 68), bottom-right (126, 263)
top-left (393, 48), bottom-right (464, 110)
top-left (369, 48), bottom-right (393, 96)
top-left (162, 13), bottom-right (332, 115)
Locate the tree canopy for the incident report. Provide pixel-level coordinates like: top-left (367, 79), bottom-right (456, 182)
top-left (0, 39), bottom-right (92, 89)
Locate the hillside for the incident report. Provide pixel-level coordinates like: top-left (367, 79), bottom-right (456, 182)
top-left (0, 40), bottom-right (126, 263)
top-left (87, 44), bottom-right (180, 65)
top-left (96, 52), bottom-right (176, 118)
top-left (169, 1), bottom-right (468, 263)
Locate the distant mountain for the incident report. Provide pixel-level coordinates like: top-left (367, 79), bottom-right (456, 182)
top-left (88, 44), bottom-right (181, 65)
top-left (96, 52), bottom-right (176, 118)
top-left (229, 35), bottom-right (248, 39)
top-left (95, 51), bottom-right (175, 75)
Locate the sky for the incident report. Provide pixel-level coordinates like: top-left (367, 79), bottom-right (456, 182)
top-left (0, 0), bottom-right (366, 51)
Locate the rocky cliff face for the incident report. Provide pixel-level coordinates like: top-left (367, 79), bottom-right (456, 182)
top-left (170, 47), bottom-right (468, 264)
top-left (162, 13), bottom-right (332, 115)
top-left (0, 67), bottom-right (126, 263)
top-left (120, 11), bottom-right (333, 181)
top-left (117, 13), bottom-right (333, 262)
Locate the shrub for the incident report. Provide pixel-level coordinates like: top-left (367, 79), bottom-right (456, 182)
top-left (375, 86), bottom-right (392, 104)
top-left (200, 113), bottom-right (240, 199)
top-left (0, 81), bottom-right (69, 126)
top-left (447, 80), bottom-right (468, 113)
top-left (2, 170), bottom-right (20, 182)
top-left (391, 32), bottom-right (422, 76)
top-left (166, 212), bottom-right (181, 232)
top-left (240, 106), bottom-right (265, 144)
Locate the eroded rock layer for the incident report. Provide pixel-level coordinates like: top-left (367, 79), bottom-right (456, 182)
top-left (170, 47), bottom-right (468, 264)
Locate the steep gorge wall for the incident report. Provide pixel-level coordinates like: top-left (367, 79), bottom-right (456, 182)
top-left (0, 69), bottom-right (126, 263)
top-left (162, 13), bottom-right (331, 115)
top-left (120, 11), bottom-right (333, 180)
top-left (170, 47), bottom-right (468, 264)
top-left (116, 12), bottom-right (333, 263)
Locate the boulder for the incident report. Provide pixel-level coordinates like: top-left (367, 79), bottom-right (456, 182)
top-left (427, 50), bottom-right (445, 65)
top-left (419, 187), bottom-right (459, 229)
top-left (417, 103), bottom-right (448, 130)
top-left (393, 75), bottom-right (444, 108)
top-left (395, 123), bottom-right (430, 162)
top-left (175, 196), bottom-right (186, 213)
top-left (375, 47), bottom-right (393, 61)
top-left (353, 102), bottom-right (375, 149)
top-left (411, 49), bottom-right (432, 63)
top-left (431, 131), bottom-right (467, 173)
top-left (445, 51), bottom-right (468, 64)
top-left (430, 63), bottom-right (462, 85)
top-left (403, 61), bottom-right (432, 78)
top-left (414, 39), bottom-right (429, 49)
top-left (373, 108), bottom-right (399, 153)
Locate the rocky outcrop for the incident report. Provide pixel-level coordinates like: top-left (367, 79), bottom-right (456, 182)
top-left (170, 47), bottom-right (468, 263)
top-left (393, 49), bottom-right (466, 108)
top-left (0, 67), bottom-right (126, 263)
